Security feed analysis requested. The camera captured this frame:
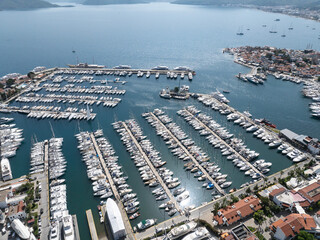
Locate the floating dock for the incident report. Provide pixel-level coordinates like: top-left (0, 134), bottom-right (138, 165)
top-left (148, 112), bottom-right (225, 195)
top-left (90, 133), bottom-right (135, 240)
top-left (86, 209), bottom-right (99, 240)
top-left (183, 109), bottom-right (264, 177)
top-left (121, 121), bottom-right (181, 213)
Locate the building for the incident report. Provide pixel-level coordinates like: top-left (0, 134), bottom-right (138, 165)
top-left (11, 218), bottom-right (36, 240)
top-left (304, 164), bottom-right (320, 177)
top-left (296, 180), bottom-right (320, 204)
top-left (8, 201), bottom-right (26, 222)
top-left (270, 213), bottom-right (318, 240)
top-left (231, 224), bottom-right (258, 240)
top-left (279, 129), bottom-right (307, 150)
top-left (214, 196), bottom-right (262, 226)
top-left (279, 129), bottom-right (320, 155)
top-left (269, 187), bottom-right (310, 211)
top-left (104, 198), bottom-right (126, 240)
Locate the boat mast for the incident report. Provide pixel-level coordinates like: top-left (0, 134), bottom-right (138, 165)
top-left (49, 121), bottom-right (56, 138)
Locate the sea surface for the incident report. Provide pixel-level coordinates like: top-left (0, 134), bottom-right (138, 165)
top-left (1, 2), bottom-right (320, 239)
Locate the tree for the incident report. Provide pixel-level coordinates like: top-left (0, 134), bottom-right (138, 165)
top-left (297, 231), bottom-right (315, 240)
top-left (6, 78), bottom-right (15, 87)
top-left (246, 187), bottom-right (251, 194)
top-left (213, 202), bottom-right (220, 215)
top-left (173, 87), bottom-right (179, 93)
top-left (230, 194), bottom-right (239, 204)
top-left (253, 210), bottom-right (265, 225)
top-left (27, 72), bottom-right (36, 79)
top-left (263, 176), bottom-right (269, 187)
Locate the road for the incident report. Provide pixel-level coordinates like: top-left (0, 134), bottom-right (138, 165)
top-left (135, 157), bottom-right (312, 239)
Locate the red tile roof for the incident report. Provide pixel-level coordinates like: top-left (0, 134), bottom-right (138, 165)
top-left (214, 196), bottom-right (262, 225)
top-left (298, 180), bottom-right (320, 203)
top-left (269, 188), bottom-right (286, 199)
top-left (270, 213), bottom-right (316, 238)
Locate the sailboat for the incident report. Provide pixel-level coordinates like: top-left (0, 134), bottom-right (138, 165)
top-left (288, 23), bottom-right (293, 30)
top-left (269, 26), bottom-right (277, 33)
top-left (281, 30), bottom-right (286, 37)
top-left (236, 26), bottom-right (244, 36)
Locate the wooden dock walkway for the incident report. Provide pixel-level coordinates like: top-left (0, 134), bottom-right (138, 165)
top-left (184, 109), bottom-right (264, 177)
top-left (86, 209), bottom-right (99, 240)
top-left (89, 133), bottom-right (135, 240)
top-left (121, 122), bottom-right (181, 213)
top-left (149, 112), bottom-right (225, 195)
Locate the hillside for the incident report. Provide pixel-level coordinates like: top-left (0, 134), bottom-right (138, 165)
top-left (172, 0), bottom-right (320, 8)
top-left (0, 0), bottom-right (58, 10)
top-left (83, 0), bottom-right (147, 5)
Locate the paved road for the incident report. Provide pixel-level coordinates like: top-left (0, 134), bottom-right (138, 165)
top-left (135, 157), bottom-right (312, 239)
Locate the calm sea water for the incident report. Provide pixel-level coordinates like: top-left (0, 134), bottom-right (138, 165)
top-left (1, 3), bottom-right (320, 239)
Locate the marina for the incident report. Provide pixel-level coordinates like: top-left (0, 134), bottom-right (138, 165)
top-left (113, 120), bottom-right (182, 216)
top-left (143, 109), bottom-right (225, 196)
top-left (180, 106), bottom-right (265, 178)
top-left (75, 130), bottom-right (135, 238)
top-left (2, 3), bottom-right (320, 239)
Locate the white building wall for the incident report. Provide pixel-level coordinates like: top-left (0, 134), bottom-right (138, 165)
top-left (274, 228), bottom-right (286, 240)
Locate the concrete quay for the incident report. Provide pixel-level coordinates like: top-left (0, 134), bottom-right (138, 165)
top-left (86, 209), bottom-right (99, 240)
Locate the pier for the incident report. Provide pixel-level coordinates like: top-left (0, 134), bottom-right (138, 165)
top-left (44, 141), bottom-right (50, 220)
top-left (121, 121), bottom-right (181, 213)
top-left (90, 133), bottom-right (135, 240)
top-left (86, 209), bottom-right (99, 240)
top-left (197, 93), bottom-right (281, 140)
top-left (56, 67), bottom-right (195, 76)
top-left (148, 112), bottom-right (225, 195)
top-left (0, 106), bottom-right (96, 121)
top-left (183, 109), bottom-right (264, 177)
top-left (72, 214), bottom-right (81, 240)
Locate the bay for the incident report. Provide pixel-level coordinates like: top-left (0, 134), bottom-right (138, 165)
top-left (1, 3), bottom-right (320, 239)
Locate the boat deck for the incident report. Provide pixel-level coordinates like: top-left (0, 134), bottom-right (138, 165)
top-left (148, 112), bottom-right (225, 196)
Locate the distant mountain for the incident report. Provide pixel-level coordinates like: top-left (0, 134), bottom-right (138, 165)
top-left (172, 0), bottom-right (320, 8)
top-left (83, 0), bottom-right (147, 5)
top-left (0, 0), bottom-right (58, 10)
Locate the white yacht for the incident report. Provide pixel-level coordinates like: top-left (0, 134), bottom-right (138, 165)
top-left (167, 221), bottom-right (197, 239)
top-left (1, 158), bottom-right (12, 181)
top-left (113, 65), bottom-right (131, 69)
top-left (152, 66), bottom-right (169, 70)
top-left (182, 227), bottom-right (210, 240)
top-left (62, 214), bottom-right (75, 240)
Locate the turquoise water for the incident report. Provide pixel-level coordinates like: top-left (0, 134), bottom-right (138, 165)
top-left (1, 3), bottom-right (320, 239)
